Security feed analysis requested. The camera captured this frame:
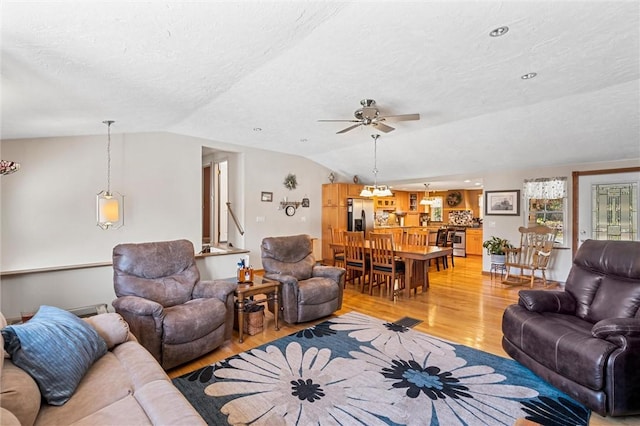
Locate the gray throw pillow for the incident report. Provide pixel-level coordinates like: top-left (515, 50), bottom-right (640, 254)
top-left (1, 305), bottom-right (107, 406)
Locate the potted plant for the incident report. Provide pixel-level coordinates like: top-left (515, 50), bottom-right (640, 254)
top-left (482, 236), bottom-right (512, 264)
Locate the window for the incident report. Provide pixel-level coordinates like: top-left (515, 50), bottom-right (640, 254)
top-left (430, 196), bottom-right (443, 222)
top-left (592, 182), bottom-right (638, 241)
top-left (524, 177), bottom-right (567, 246)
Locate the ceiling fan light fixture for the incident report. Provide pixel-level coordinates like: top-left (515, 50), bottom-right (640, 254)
top-left (318, 99), bottom-right (420, 134)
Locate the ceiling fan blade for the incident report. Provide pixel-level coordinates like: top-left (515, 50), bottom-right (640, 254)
top-left (336, 123), bottom-right (363, 134)
top-left (382, 113), bottom-right (420, 122)
top-left (373, 122), bottom-right (395, 133)
top-left (318, 119), bottom-right (361, 123)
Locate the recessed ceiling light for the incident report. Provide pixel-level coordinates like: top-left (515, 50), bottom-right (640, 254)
top-left (464, 179), bottom-right (471, 183)
top-left (253, 127), bottom-right (262, 132)
top-left (475, 182), bottom-right (481, 186)
top-left (490, 26), bottom-right (509, 37)
top-left (521, 72), bottom-right (537, 80)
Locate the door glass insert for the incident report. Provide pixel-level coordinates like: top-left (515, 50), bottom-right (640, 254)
top-left (591, 182), bottom-right (637, 241)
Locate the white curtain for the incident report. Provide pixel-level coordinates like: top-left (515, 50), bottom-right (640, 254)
top-left (523, 177), bottom-right (567, 199)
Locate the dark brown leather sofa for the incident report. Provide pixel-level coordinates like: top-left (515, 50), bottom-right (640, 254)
top-left (112, 239), bottom-right (237, 370)
top-left (502, 239), bottom-right (640, 417)
top-left (261, 234), bottom-right (345, 324)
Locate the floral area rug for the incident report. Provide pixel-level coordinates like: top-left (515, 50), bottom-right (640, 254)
top-left (173, 311), bottom-right (590, 425)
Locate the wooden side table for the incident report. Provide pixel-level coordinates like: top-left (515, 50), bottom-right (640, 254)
top-left (233, 275), bottom-right (280, 343)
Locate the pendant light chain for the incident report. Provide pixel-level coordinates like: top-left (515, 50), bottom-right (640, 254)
top-left (103, 120), bottom-right (114, 194)
top-left (372, 134), bottom-right (379, 186)
top-left (359, 133), bottom-right (391, 197)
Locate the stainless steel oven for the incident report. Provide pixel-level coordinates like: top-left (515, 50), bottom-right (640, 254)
top-left (451, 228), bottom-right (466, 257)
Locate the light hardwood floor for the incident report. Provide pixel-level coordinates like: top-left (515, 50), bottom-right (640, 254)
top-left (167, 255), bottom-right (638, 426)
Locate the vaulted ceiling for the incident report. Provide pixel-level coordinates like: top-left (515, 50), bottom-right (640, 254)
top-left (2, 1), bottom-right (638, 191)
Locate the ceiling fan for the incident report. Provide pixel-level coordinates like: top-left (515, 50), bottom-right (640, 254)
top-left (318, 99), bottom-right (420, 134)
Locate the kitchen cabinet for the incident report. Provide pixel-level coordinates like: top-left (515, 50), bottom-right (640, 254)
top-left (374, 197), bottom-right (396, 210)
top-left (466, 228), bottom-right (483, 256)
top-left (322, 183), bottom-right (352, 207)
top-left (395, 191), bottom-right (409, 212)
top-left (409, 193), bottom-right (418, 211)
top-left (346, 184), bottom-right (364, 197)
top-left (322, 183), bottom-right (339, 206)
top-left (405, 213), bottom-right (420, 227)
top-left (321, 184), bottom-right (350, 263)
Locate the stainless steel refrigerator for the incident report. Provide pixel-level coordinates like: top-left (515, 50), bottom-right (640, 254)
top-left (347, 198), bottom-right (374, 234)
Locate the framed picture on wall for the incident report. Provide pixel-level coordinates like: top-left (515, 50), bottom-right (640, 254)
top-left (485, 190), bottom-right (520, 215)
top-left (261, 192), bottom-right (273, 202)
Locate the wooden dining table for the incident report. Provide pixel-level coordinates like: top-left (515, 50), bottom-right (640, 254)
top-left (329, 241), bottom-right (453, 295)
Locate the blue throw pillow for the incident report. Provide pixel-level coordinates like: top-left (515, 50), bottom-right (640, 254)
top-left (1, 305), bottom-right (108, 405)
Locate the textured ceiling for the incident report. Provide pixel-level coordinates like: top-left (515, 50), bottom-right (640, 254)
top-left (2, 1), bottom-right (639, 191)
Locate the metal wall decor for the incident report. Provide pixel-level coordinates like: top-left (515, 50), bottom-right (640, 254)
top-left (447, 191), bottom-right (463, 207)
top-left (0, 160), bottom-right (20, 175)
top-left (283, 173), bottom-right (297, 190)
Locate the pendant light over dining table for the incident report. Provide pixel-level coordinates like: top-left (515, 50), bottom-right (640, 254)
top-left (360, 134), bottom-right (393, 197)
top-left (420, 183), bottom-right (437, 205)
top-left (96, 120), bottom-right (124, 230)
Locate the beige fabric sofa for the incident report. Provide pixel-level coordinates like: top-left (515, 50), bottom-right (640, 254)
top-left (0, 312), bottom-right (205, 426)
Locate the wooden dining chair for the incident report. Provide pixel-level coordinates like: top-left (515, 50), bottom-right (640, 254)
top-left (372, 228), bottom-right (405, 247)
top-left (434, 228), bottom-right (454, 271)
top-left (369, 233), bottom-right (405, 300)
top-left (343, 231), bottom-right (368, 291)
top-left (330, 227), bottom-right (346, 268)
top-left (405, 229), bottom-right (429, 246)
top-left (402, 229), bottom-right (430, 295)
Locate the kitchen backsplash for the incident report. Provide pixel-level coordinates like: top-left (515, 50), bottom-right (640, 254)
top-left (448, 210), bottom-right (473, 226)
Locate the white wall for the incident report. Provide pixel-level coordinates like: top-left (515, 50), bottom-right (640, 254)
top-left (1, 130), bottom-right (637, 317)
top-left (0, 132), bottom-right (330, 318)
top-left (1, 132), bottom-right (202, 271)
top-left (481, 158), bottom-right (640, 282)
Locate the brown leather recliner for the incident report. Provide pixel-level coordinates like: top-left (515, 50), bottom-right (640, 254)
top-left (502, 239), bottom-right (640, 417)
top-left (261, 234), bottom-right (345, 324)
top-left (112, 239), bottom-right (237, 370)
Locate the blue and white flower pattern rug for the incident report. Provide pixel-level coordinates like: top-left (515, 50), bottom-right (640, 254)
top-left (173, 311), bottom-right (589, 425)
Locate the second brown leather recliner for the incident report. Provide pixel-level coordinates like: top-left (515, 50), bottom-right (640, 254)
top-left (261, 234), bottom-right (345, 324)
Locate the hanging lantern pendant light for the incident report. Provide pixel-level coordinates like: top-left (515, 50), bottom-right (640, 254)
top-left (96, 120), bottom-right (124, 229)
